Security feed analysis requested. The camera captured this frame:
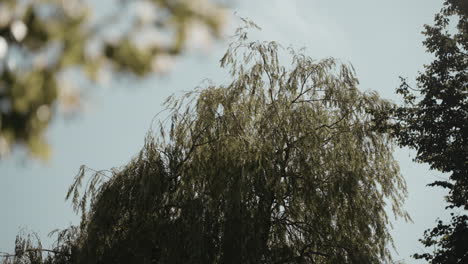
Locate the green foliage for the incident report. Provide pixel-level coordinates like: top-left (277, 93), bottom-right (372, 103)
top-left (2, 25), bottom-right (408, 264)
top-left (0, 0), bottom-right (227, 160)
top-left (373, 0), bottom-right (468, 262)
top-left (0, 227), bottom-right (79, 264)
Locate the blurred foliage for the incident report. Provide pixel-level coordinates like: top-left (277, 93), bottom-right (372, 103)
top-left (0, 0), bottom-right (227, 160)
top-left (1, 24), bottom-right (409, 264)
top-left (372, 0), bottom-right (468, 262)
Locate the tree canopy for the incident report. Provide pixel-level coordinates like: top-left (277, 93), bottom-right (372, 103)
top-left (0, 0), bottom-right (227, 159)
top-left (373, 0), bottom-right (468, 262)
top-left (1, 25), bottom-right (409, 264)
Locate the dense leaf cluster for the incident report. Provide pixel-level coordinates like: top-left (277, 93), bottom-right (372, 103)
top-left (374, 0), bottom-right (468, 262)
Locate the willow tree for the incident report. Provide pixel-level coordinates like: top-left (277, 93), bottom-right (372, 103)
top-left (2, 26), bottom-right (408, 264)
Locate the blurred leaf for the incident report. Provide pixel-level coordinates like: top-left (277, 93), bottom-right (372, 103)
top-left (0, 0), bottom-right (228, 160)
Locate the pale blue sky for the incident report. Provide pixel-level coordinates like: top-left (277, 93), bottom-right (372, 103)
top-left (0, 0), bottom-right (451, 263)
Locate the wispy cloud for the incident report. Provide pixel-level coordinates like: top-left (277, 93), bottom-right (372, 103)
top-left (233, 0), bottom-right (349, 58)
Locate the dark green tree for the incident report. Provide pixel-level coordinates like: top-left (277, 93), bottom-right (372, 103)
top-left (373, 0), bottom-right (467, 262)
top-left (0, 0), bottom-right (227, 159)
top-left (1, 25), bottom-right (409, 264)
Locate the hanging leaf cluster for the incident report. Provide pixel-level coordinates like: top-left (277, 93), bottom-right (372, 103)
top-left (2, 24), bottom-right (408, 264)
